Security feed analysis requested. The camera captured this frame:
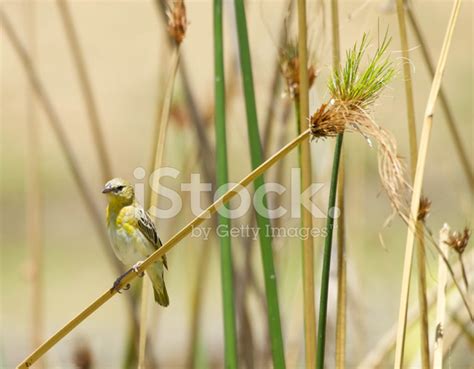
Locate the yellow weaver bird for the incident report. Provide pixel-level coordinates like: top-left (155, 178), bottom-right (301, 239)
top-left (102, 178), bottom-right (169, 306)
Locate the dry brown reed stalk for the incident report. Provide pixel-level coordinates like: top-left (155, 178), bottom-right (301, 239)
top-left (24, 3), bottom-right (43, 368)
top-left (15, 128), bottom-right (311, 369)
top-left (154, 3), bottom-right (225, 366)
top-left (296, 0), bottom-right (317, 367)
top-left (393, 1), bottom-right (462, 367)
top-left (406, 6), bottom-right (474, 189)
top-left (148, 47), bottom-right (180, 209)
top-left (139, 1), bottom-right (187, 365)
top-left (433, 224), bottom-right (450, 369)
top-left (394, 0), bottom-right (429, 365)
top-left (154, 0), bottom-right (217, 187)
top-left (56, 0), bottom-right (112, 183)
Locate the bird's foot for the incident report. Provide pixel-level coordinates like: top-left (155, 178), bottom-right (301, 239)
top-left (132, 261), bottom-right (145, 277)
top-left (111, 269), bottom-right (133, 293)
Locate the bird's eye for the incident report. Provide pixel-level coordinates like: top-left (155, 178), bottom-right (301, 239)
top-left (115, 185), bottom-right (125, 192)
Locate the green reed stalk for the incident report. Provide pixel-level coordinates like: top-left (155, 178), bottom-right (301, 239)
top-left (233, 1), bottom-right (286, 367)
top-left (316, 133), bottom-right (344, 369)
top-left (214, 0), bottom-right (238, 367)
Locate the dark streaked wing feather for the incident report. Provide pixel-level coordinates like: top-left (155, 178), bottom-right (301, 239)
top-left (136, 206), bottom-right (168, 269)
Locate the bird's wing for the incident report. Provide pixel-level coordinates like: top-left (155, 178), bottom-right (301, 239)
top-left (136, 206), bottom-right (168, 269)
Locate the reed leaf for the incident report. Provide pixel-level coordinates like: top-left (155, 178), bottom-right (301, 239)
top-left (214, 0), bottom-right (238, 367)
top-left (233, 1), bottom-right (286, 367)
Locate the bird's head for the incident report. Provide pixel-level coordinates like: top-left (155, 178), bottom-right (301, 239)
top-left (102, 178), bottom-right (134, 206)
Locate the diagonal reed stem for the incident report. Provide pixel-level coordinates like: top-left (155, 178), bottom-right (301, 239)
top-left (393, 1), bottom-right (462, 367)
top-left (15, 128), bottom-right (311, 369)
top-left (406, 6), bottom-right (474, 190)
top-left (214, 0), bottom-right (238, 366)
top-left (56, 0), bottom-right (112, 183)
top-left (296, 1), bottom-right (317, 368)
top-left (394, 0), bottom-right (429, 367)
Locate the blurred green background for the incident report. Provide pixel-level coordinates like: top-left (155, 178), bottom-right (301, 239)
top-left (1, 0), bottom-right (472, 368)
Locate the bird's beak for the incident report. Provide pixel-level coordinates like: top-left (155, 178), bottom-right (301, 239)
top-left (102, 187), bottom-right (113, 194)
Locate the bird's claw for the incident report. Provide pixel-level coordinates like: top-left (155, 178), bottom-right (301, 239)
top-left (110, 261), bottom-right (145, 294)
top-left (111, 269), bottom-right (133, 293)
top-left (132, 261), bottom-right (145, 277)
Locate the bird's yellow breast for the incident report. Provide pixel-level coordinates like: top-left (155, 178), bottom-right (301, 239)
top-left (106, 205), bottom-right (153, 266)
top-left (113, 207), bottom-right (138, 236)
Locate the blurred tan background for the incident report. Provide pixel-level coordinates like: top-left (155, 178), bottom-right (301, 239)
top-left (1, 0), bottom-right (472, 368)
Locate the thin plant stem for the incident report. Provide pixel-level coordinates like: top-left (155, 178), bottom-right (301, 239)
top-left (15, 128), bottom-right (311, 369)
top-left (415, 222), bottom-right (430, 368)
top-left (393, 1), bottom-right (462, 367)
top-left (433, 225), bottom-right (450, 369)
top-left (154, 4), bottom-right (223, 364)
top-left (148, 48), bottom-right (180, 209)
top-left (233, 1), bottom-right (286, 368)
top-left (25, 3), bottom-right (43, 368)
top-left (140, 43), bottom-right (181, 369)
top-left (330, 0), bottom-right (347, 368)
top-left (406, 6), bottom-right (474, 189)
top-left (395, 0), bottom-right (418, 164)
top-left (356, 249), bottom-right (473, 368)
top-left (394, 0), bottom-right (429, 367)
top-left (214, 0), bottom-right (238, 367)
top-left (186, 239), bottom-right (213, 369)
top-left (335, 159), bottom-right (346, 369)
top-left (56, 0), bottom-right (112, 183)
top-left (316, 134), bottom-right (344, 369)
top-left (153, 0), bottom-right (217, 188)
top-left (137, 279), bottom-right (150, 369)
top-left (296, 1), bottom-right (317, 368)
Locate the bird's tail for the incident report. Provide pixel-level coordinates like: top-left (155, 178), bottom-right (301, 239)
top-left (146, 262), bottom-right (169, 307)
